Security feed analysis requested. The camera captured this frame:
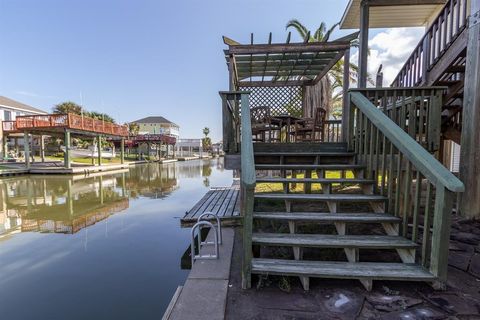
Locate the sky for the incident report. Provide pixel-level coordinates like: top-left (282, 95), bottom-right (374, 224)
top-left (0, 0), bottom-right (424, 141)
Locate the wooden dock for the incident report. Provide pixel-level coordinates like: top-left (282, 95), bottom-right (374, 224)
top-left (180, 184), bottom-right (241, 227)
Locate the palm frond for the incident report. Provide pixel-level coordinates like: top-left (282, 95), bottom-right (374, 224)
top-left (313, 22), bottom-right (326, 41)
top-left (323, 22), bottom-right (340, 42)
top-left (286, 19), bottom-right (308, 40)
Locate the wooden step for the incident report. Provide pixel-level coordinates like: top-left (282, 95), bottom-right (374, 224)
top-left (256, 178), bottom-right (374, 184)
top-left (254, 193), bottom-right (387, 203)
top-left (254, 152), bottom-right (355, 157)
top-left (251, 259), bottom-right (435, 281)
top-left (252, 233), bottom-right (417, 249)
top-left (253, 142), bottom-right (348, 153)
top-left (253, 212), bottom-right (400, 223)
top-left (255, 164), bottom-right (364, 170)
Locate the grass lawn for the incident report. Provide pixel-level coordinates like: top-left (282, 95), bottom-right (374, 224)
top-left (255, 170), bottom-right (356, 193)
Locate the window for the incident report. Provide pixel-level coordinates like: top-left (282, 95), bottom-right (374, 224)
top-left (4, 110), bottom-right (12, 121)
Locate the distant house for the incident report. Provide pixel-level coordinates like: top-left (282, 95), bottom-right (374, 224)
top-left (0, 96), bottom-right (47, 158)
top-left (131, 116), bottom-right (179, 138)
top-left (0, 96), bottom-right (46, 121)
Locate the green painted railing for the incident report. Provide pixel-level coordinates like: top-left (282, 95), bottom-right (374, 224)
top-left (348, 91), bottom-right (464, 285)
top-left (348, 87), bottom-right (446, 153)
top-left (220, 91), bottom-right (255, 289)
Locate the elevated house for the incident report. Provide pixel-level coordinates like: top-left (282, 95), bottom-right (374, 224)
top-left (130, 116), bottom-right (180, 138)
top-left (219, 0), bottom-right (479, 292)
top-left (128, 116), bottom-right (179, 158)
top-left (0, 96), bottom-right (47, 159)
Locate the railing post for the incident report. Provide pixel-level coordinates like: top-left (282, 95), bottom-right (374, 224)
top-left (429, 186), bottom-right (454, 287)
top-left (428, 89), bottom-right (443, 152)
top-left (221, 94), bottom-right (233, 153)
top-left (238, 92), bottom-right (255, 290)
top-left (421, 35), bottom-right (431, 85)
top-left (342, 49), bottom-right (350, 142)
top-left (347, 92), bottom-right (355, 151)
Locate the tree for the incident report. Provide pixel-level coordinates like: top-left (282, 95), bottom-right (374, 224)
top-left (128, 122), bottom-right (140, 136)
top-left (202, 127), bottom-right (211, 152)
top-left (53, 101), bottom-right (84, 115)
top-left (88, 111), bottom-right (115, 123)
top-left (203, 127), bottom-right (210, 138)
top-left (285, 20), bottom-right (364, 117)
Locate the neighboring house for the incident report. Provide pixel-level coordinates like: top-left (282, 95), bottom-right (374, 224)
top-left (131, 116), bottom-right (180, 138)
top-left (0, 96), bottom-right (47, 158)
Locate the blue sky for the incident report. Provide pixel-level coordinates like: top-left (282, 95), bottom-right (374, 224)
top-left (0, 0), bottom-right (422, 141)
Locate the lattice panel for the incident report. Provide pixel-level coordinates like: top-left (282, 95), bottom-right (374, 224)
top-left (239, 86), bottom-right (303, 117)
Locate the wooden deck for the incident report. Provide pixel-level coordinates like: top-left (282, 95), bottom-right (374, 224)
top-left (180, 183), bottom-right (241, 227)
top-left (3, 113), bottom-right (128, 137)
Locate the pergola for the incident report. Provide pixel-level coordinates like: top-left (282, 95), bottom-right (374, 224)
top-left (222, 32), bottom-right (357, 149)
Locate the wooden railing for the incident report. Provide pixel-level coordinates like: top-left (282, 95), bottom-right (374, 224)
top-left (220, 92), bottom-right (241, 153)
top-left (324, 119), bottom-right (342, 142)
top-left (220, 91), bottom-right (255, 289)
top-left (2, 121), bottom-right (17, 132)
top-left (392, 0), bottom-right (468, 87)
top-left (348, 91), bottom-right (464, 284)
top-left (349, 87), bottom-right (445, 153)
top-left (13, 113), bottom-right (128, 137)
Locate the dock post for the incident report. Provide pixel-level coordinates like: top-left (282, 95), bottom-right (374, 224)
top-left (97, 135), bottom-right (102, 166)
top-left (40, 135), bottom-right (45, 162)
top-left (64, 130), bottom-right (71, 169)
top-left (24, 131), bottom-right (30, 169)
top-left (3, 135), bottom-right (8, 160)
top-left (120, 138), bottom-right (125, 164)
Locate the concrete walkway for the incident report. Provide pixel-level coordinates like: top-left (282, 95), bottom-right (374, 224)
top-left (164, 227), bottom-right (234, 320)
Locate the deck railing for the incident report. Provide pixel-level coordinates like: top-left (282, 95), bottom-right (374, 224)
top-left (349, 87), bottom-right (445, 153)
top-left (348, 91), bottom-right (464, 284)
top-left (324, 119), bottom-right (342, 142)
top-left (12, 113), bottom-right (128, 137)
top-left (220, 91), bottom-right (255, 289)
top-left (392, 0), bottom-right (468, 87)
top-left (2, 121), bottom-right (17, 132)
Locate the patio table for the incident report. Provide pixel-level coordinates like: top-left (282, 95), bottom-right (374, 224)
top-left (272, 114), bottom-right (302, 143)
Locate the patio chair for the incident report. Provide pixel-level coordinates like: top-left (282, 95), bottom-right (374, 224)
top-left (292, 107), bottom-right (327, 142)
top-left (250, 106), bottom-right (282, 142)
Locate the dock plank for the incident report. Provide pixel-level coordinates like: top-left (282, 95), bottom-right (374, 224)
top-left (181, 184), bottom-right (241, 227)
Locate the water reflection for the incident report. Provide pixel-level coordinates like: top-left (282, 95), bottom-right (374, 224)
top-left (0, 159), bottom-right (221, 238)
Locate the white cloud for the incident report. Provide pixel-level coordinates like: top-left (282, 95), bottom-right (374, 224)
top-left (351, 27), bottom-right (425, 86)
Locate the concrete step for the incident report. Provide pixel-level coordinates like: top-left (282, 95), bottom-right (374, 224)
top-left (251, 259), bottom-right (435, 281)
top-left (252, 233), bottom-right (417, 249)
top-left (253, 212), bottom-right (400, 223)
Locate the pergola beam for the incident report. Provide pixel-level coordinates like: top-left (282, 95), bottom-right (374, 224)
top-left (238, 80), bottom-right (308, 87)
top-left (311, 51), bottom-right (346, 85)
top-left (226, 42), bottom-right (351, 55)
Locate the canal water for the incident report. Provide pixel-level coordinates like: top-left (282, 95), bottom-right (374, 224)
top-left (0, 159), bottom-right (232, 320)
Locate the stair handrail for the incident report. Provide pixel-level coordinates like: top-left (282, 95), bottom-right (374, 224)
top-left (350, 91), bottom-right (463, 192)
top-left (348, 90), bottom-right (464, 286)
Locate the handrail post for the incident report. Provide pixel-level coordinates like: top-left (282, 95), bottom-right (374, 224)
top-left (429, 186), bottom-right (454, 287)
top-left (237, 92), bottom-right (255, 290)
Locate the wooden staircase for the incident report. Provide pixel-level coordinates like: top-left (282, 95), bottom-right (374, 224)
top-left (249, 144), bottom-right (434, 291)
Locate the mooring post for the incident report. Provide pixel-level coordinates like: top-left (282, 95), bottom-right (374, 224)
top-left (120, 138), bottom-right (125, 164)
top-left (24, 131), bottom-right (30, 169)
top-left (97, 135), bottom-right (102, 166)
top-left (3, 135), bottom-right (8, 160)
top-left (40, 135), bottom-right (45, 162)
top-left (64, 130), bottom-right (71, 169)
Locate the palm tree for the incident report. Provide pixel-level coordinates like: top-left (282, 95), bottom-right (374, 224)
top-left (285, 20), bottom-right (360, 117)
